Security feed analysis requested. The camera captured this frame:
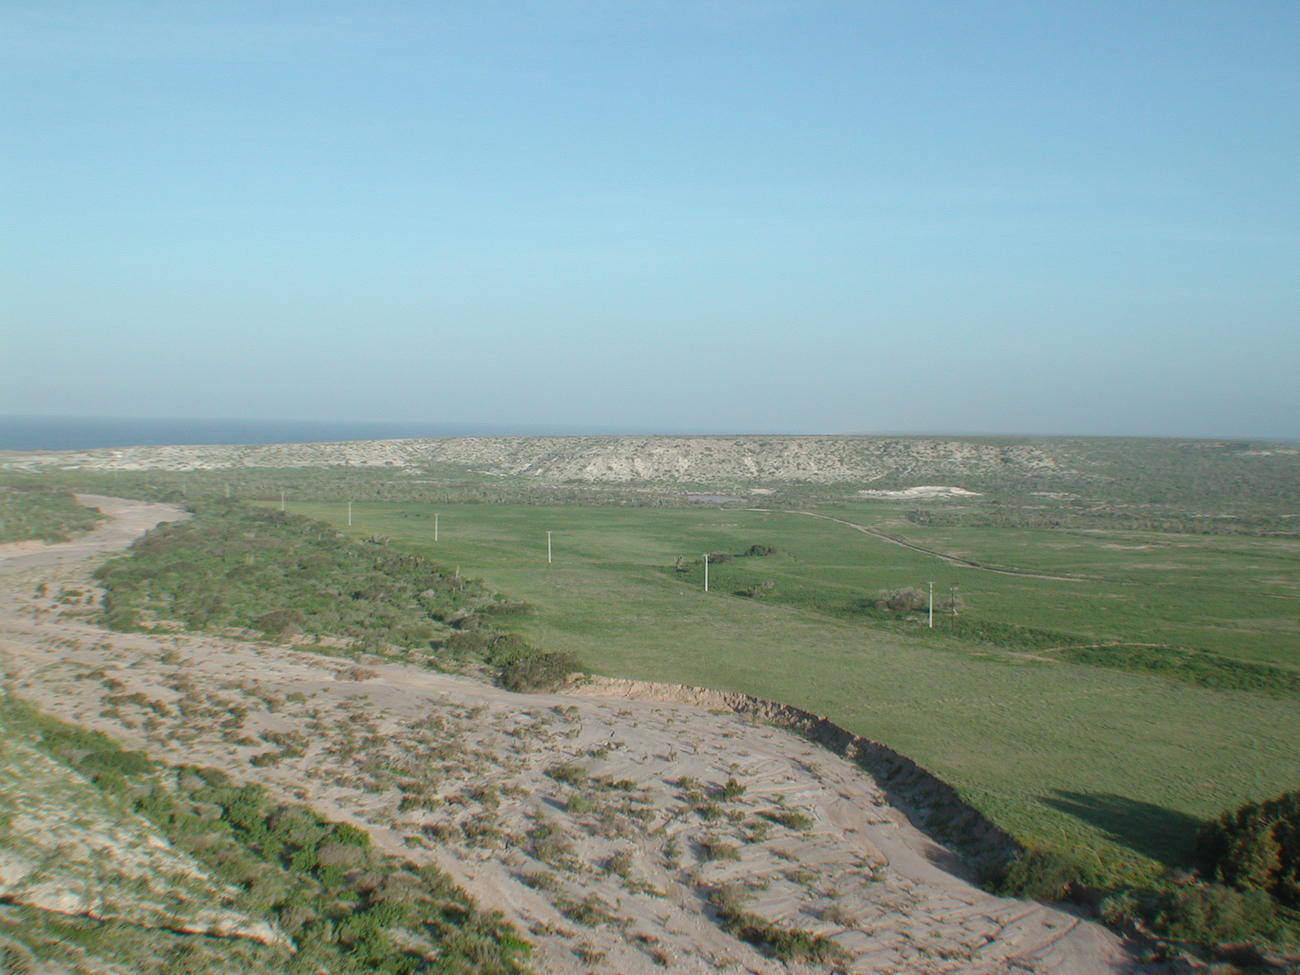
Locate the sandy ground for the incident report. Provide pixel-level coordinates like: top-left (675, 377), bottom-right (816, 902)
top-left (0, 497), bottom-right (1139, 975)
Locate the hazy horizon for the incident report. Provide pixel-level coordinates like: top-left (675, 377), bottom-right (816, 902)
top-left (2, 413), bottom-right (1297, 453)
top-left (4, 3), bottom-right (1297, 439)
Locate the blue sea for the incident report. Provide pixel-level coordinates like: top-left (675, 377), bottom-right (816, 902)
top-left (0, 416), bottom-right (648, 452)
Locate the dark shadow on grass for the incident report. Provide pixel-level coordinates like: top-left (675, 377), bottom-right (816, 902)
top-left (1043, 790), bottom-right (1203, 868)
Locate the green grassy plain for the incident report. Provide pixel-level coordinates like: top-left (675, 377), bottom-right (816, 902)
top-left (288, 499), bottom-right (1300, 882)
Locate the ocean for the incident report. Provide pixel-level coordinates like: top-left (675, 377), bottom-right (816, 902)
top-left (0, 416), bottom-right (643, 452)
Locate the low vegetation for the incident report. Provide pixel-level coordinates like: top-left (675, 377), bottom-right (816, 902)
top-left (94, 499), bottom-right (581, 690)
top-left (0, 484), bottom-right (103, 543)
top-left (707, 885), bottom-right (847, 965)
top-left (1060, 645), bottom-right (1300, 700)
top-left (1197, 791), bottom-right (1300, 907)
top-left (0, 694), bottom-right (531, 973)
top-left (999, 789), bottom-right (1300, 954)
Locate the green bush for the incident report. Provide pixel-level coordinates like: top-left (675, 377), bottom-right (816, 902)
top-left (998, 847), bottom-right (1095, 902)
top-left (759, 808), bottom-right (813, 831)
top-left (254, 609), bottom-right (306, 637)
top-left (499, 651), bottom-right (580, 693)
top-left (1196, 790), bottom-right (1300, 906)
top-left (1149, 885), bottom-right (1279, 944)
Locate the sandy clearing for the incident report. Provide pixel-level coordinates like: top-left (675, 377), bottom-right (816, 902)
top-left (0, 498), bottom-right (1141, 975)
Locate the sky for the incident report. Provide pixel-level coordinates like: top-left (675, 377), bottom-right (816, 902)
top-left (2, 1), bottom-right (1297, 439)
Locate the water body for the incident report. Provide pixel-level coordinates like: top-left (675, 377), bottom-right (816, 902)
top-left (0, 417), bottom-right (689, 452)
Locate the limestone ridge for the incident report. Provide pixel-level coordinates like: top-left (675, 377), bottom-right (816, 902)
top-left (1, 435), bottom-right (1062, 482)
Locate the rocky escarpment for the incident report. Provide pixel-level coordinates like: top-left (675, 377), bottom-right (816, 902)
top-left (1, 435), bottom-right (1065, 484)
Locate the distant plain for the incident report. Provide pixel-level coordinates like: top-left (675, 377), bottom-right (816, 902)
top-left (288, 498), bottom-right (1300, 882)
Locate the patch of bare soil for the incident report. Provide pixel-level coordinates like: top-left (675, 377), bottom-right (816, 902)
top-left (0, 499), bottom-right (1138, 975)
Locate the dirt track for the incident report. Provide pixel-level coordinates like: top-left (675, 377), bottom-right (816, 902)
top-left (770, 509), bottom-right (1090, 582)
top-left (0, 498), bottom-right (1140, 975)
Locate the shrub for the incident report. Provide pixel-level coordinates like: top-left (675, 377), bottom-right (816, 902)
top-left (316, 842), bottom-right (367, 869)
top-left (603, 850), bottom-right (635, 878)
top-left (547, 763), bottom-right (588, 787)
top-left (998, 847), bottom-right (1095, 902)
top-left (565, 793), bottom-right (595, 815)
top-left (556, 894), bottom-right (616, 927)
top-left (499, 652), bottom-right (580, 693)
top-left (740, 544), bottom-right (777, 557)
top-left (0, 485), bottom-right (103, 543)
top-left (708, 886), bottom-right (846, 964)
top-left (1149, 885), bottom-right (1278, 944)
top-left (700, 839), bottom-right (741, 862)
top-left (705, 552), bottom-right (733, 564)
top-left (485, 633), bottom-right (535, 667)
top-left (254, 609), bottom-right (305, 637)
top-left (719, 777), bottom-right (746, 801)
top-left (759, 809), bottom-right (813, 831)
top-left (875, 587), bottom-right (928, 611)
top-left (1196, 790), bottom-right (1300, 906)
top-left (444, 631), bottom-right (492, 656)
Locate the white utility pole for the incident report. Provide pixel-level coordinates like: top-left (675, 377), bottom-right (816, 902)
top-left (928, 581), bottom-right (934, 628)
top-left (547, 531), bottom-right (552, 564)
top-left (434, 513), bottom-right (439, 542)
top-left (280, 490), bottom-right (286, 512)
top-left (704, 554), bottom-right (709, 592)
top-left (347, 502), bottom-right (352, 527)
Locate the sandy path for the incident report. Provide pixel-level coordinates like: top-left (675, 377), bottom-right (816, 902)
top-left (0, 498), bottom-right (1139, 975)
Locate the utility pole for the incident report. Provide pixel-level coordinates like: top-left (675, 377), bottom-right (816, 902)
top-left (434, 513), bottom-right (439, 542)
top-left (928, 581), bottom-right (934, 628)
top-left (225, 483), bottom-right (230, 499)
top-left (951, 583), bottom-right (958, 617)
top-left (280, 490), bottom-right (285, 512)
top-left (347, 501), bottom-right (352, 527)
top-left (547, 531), bottom-right (552, 564)
top-left (704, 554), bottom-right (709, 592)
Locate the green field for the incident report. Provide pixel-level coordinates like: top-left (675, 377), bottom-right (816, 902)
top-left (285, 499), bottom-right (1300, 882)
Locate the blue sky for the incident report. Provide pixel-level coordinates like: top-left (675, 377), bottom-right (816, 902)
top-left (2, 1), bottom-right (1297, 437)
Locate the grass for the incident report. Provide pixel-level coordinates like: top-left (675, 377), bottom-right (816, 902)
top-left (280, 499), bottom-right (1300, 891)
